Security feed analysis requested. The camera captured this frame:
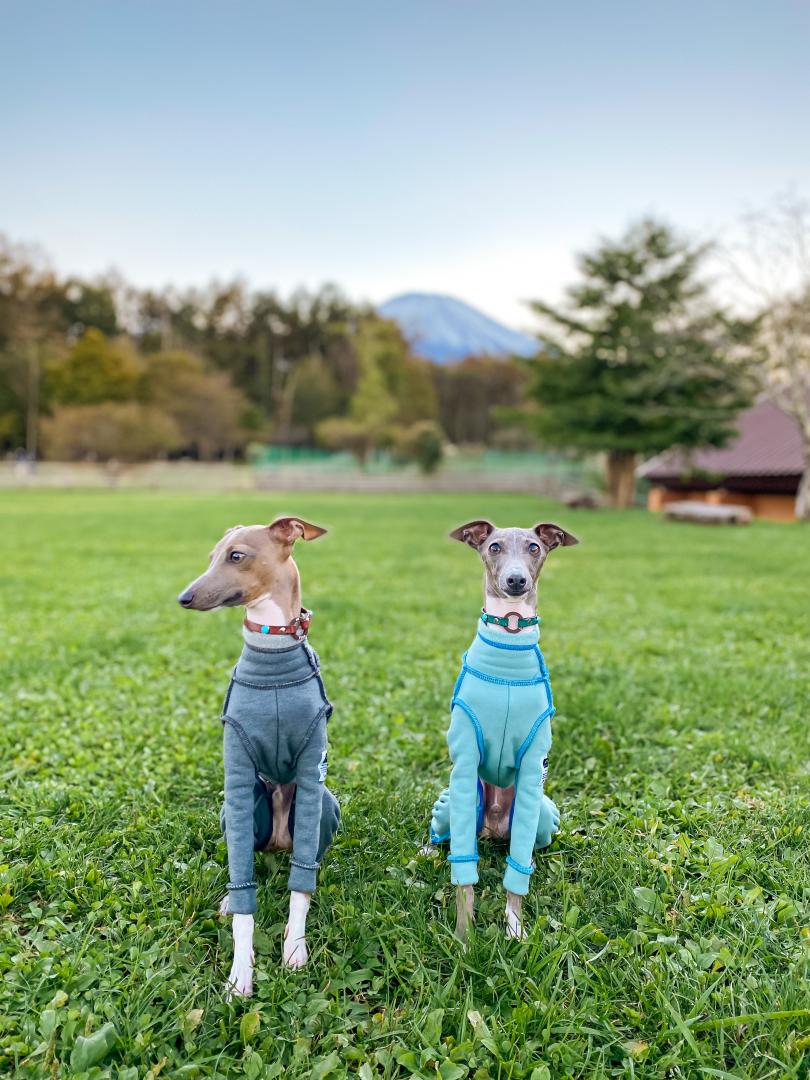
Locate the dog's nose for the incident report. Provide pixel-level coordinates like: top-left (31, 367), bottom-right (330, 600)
top-left (506, 573), bottom-right (527, 592)
top-left (178, 589), bottom-right (195, 608)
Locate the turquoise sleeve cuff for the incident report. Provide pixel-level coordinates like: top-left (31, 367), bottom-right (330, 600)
top-left (503, 857), bottom-right (533, 896)
top-left (449, 856), bottom-right (479, 886)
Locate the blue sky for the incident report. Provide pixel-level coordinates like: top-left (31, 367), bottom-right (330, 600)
top-left (2, 1), bottom-right (808, 327)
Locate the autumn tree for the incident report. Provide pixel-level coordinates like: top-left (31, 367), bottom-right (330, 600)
top-left (316, 320), bottom-right (397, 463)
top-left (141, 350), bottom-right (250, 459)
top-left (0, 237), bottom-right (66, 453)
top-left (314, 316), bottom-right (442, 463)
top-left (46, 329), bottom-right (142, 406)
top-left (131, 280), bottom-right (362, 437)
top-left (433, 356), bottom-right (529, 445)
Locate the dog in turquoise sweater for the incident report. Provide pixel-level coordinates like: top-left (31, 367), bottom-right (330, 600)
top-left (430, 519), bottom-right (578, 939)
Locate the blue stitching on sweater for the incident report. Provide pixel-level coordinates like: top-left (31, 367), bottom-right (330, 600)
top-left (476, 632), bottom-right (538, 652)
top-left (430, 830), bottom-right (450, 844)
top-left (465, 664), bottom-right (546, 687)
top-left (514, 705), bottom-right (555, 769)
top-left (533, 645), bottom-right (549, 677)
top-left (451, 697), bottom-right (485, 762)
top-left (451, 668), bottom-right (466, 701)
top-left (448, 853), bottom-right (478, 863)
top-left (505, 855), bottom-right (534, 875)
top-left (227, 880), bottom-right (257, 890)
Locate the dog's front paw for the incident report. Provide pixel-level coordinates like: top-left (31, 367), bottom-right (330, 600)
top-left (219, 893), bottom-right (230, 917)
top-left (226, 952), bottom-right (255, 999)
top-left (282, 925), bottom-right (308, 969)
top-left (505, 891), bottom-right (527, 941)
top-left (536, 795), bottom-right (561, 849)
top-left (505, 908), bottom-right (527, 940)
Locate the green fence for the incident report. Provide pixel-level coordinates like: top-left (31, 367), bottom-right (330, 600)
top-left (252, 445), bottom-right (594, 485)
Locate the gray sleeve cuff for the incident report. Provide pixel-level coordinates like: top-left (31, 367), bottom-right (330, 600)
top-left (288, 862), bottom-right (318, 893)
top-left (227, 883), bottom-right (257, 914)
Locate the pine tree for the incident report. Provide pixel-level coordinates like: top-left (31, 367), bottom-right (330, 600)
top-left (528, 219), bottom-right (756, 507)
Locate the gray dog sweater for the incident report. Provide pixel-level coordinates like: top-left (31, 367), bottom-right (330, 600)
top-left (220, 628), bottom-right (339, 915)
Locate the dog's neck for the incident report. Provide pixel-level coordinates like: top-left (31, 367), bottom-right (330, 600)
top-left (243, 572), bottom-right (305, 649)
top-left (244, 559), bottom-right (302, 626)
top-left (244, 593), bottom-right (292, 626)
top-left (483, 591), bottom-right (537, 619)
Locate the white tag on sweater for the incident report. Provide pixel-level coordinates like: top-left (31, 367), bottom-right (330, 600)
top-left (317, 748), bottom-right (328, 783)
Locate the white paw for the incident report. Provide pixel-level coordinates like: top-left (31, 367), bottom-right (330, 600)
top-left (283, 926), bottom-right (308, 969)
top-left (218, 893), bottom-right (230, 917)
top-left (226, 950), bottom-right (255, 999)
top-left (419, 844), bottom-right (438, 856)
top-left (505, 907), bottom-right (527, 940)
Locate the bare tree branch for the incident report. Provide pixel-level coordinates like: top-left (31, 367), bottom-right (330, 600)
top-left (727, 193), bottom-right (810, 515)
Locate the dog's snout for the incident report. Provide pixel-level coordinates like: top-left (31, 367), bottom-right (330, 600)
top-left (506, 573), bottom-right (528, 593)
top-left (178, 589), bottom-right (195, 608)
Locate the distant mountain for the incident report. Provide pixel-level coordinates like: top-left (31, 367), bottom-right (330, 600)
top-left (378, 292), bottom-right (538, 364)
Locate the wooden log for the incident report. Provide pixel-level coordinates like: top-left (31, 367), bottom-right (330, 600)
top-left (663, 500), bottom-right (753, 525)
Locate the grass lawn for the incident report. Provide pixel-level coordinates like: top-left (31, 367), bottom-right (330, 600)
top-left (1, 490), bottom-right (808, 1079)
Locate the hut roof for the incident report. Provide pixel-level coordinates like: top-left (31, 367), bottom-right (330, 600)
top-left (640, 400), bottom-right (805, 481)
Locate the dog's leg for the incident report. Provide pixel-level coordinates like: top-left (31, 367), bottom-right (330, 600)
top-left (267, 783), bottom-right (296, 851)
top-left (480, 783), bottom-right (514, 839)
top-left (283, 890), bottom-right (311, 969)
top-left (505, 891), bottom-right (526, 940)
top-left (455, 884), bottom-right (474, 939)
top-left (227, 913), bottom-right (255, 998)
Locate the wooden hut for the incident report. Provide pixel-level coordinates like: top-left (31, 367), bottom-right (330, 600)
top-left (639, 400), bottom-right (805, 522)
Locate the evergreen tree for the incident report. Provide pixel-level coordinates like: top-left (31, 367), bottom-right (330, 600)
top-left (528, 219), bottom-right (756, 507)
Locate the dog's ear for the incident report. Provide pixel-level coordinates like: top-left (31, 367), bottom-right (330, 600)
top-left (450, 520), bottom-right (495, 548)
top-left (533, 522), bottom-right (579, 551)
top-left (269, 517), bottom-right (328, 544)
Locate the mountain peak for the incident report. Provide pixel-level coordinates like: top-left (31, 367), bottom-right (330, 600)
top-left (378, 292), bottom-right (538, 364)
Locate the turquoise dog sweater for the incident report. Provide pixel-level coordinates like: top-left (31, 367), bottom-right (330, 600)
top-left (433, 616), bottom-right (557, 896)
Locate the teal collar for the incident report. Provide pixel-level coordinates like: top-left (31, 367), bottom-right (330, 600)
top-left (480, 608), bottom-right (540, 634)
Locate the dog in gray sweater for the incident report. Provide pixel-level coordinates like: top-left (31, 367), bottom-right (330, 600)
top-left (179, 516), bottom-right (339, 995)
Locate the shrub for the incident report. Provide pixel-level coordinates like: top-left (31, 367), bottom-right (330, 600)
top-left (41, 402), bottom-right (180, 462)
top-left (142, 351), bottom-right (250, 458)
top-left (314, 417), bottom-right (373, 463)
top-left (395, 420), bottom-right (445, 473)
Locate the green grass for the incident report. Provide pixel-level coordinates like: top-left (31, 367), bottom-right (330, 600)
top-left (1, 490), bottom-right (808, 1080)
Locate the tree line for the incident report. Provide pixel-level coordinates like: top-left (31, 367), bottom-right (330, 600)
top-left (0, 241), bottom-right (528, 472)
top-left (2, 205), bottom-right (808, 513)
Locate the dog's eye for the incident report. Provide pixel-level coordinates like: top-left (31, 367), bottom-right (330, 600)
top-left (488, 542), bottom-right (501, 554)
top-left (229, 551), bottom-right (245, 563)
top-left (528, 542), bottom-right (540, 555)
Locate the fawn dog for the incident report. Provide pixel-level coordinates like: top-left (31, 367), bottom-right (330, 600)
top-left (178, 516), bottom-right (339, 996)
top-left (429, 520), bottom-right (578, 939)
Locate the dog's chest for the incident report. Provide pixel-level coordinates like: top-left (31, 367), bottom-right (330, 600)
top-left (223, 642), bottom-right (331, 778)
top-left (452, 629), bottom-right (554, 783)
